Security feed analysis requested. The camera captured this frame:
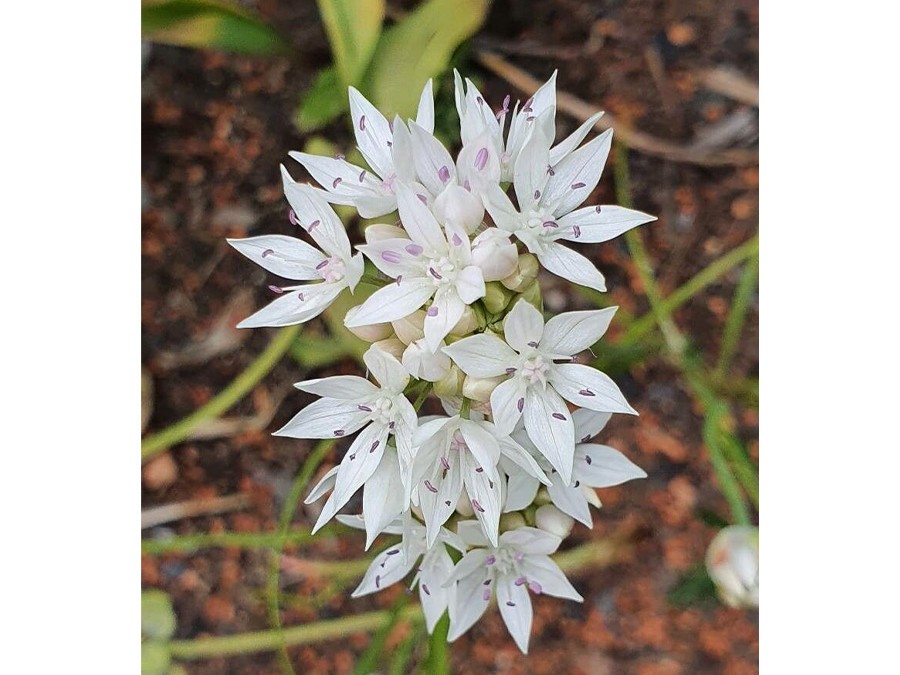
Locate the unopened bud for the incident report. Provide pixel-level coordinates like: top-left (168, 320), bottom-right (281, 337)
top-left (392, 310), bottom-right (426, 345)
top-left (402, 339), bottom-right (451, 382)
top-left (705, 525), bottom-right (759, 609)
top-left (371, 338), bottom-right (405, 361)
top-left (449, 304), bottom-right (479, 337)
top-left (364, 223), bottom-right (407, 243)
top-left (517, 280), bottom-right (542, 309)
top-left (471, 229), bottom-right (518, 281)
top-left (462, 374), bottom-right (506, 402)
top-left (433, 184), bottom-right (484, 233)
top-left (482, 281), bottom-right (514, 314)
top-left (500, 512), bottom-right (527, 531)
top-left (345, 305), bottom-right (393, 342)
top-left (535, 504), bottom-right (575, 538)
top-left (433, 365), bottom-right (465, 399)
top-left (455, 494), bottom-right (475, 517)
top-left (501, 253), bottom-right (539, 291)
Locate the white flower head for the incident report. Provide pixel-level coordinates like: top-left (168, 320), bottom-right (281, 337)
top-left (447, 523), bottom-right (582, 654)
top-left (228, 174), bottom-right (364, 328)
top-left (444, 299), bottom-right (636, 483)
top-left (706, 525), bottom-right (759, 609)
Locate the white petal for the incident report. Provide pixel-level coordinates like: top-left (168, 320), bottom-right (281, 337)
top-left (391, 395), bottom-right (418, 477)
top-left (424, 288), bottom-right (466, 353)
top-left (403, 338), bottom-right (452, 382)
top-left (456, 134), bottom-right (502, 198)
top-left (335, 513), bottom-right (367, 530)
top-left (546, 475), bottom-right (593, 527)
top-left (520, 554), bottom-right (583, 601)
top-left (365, 223), bottom-right (408, 244)
top-left (543, 129), bottom-right (613, 216)
top-left (549, 363), bottom-right (637, 415)
top-left (345, 277), bottom-right (436, 326)
top-left (304, 465), bottom-right (339, 504)
top-left (417, 545), bottom-right (453, 633)
top-left (459, 420), bottom-right (502, 472)
top-left (280, 167), bottom-right (352, 258)
top-left (236, 282), bottom-right (343, 328)
top-left (416, 79), bottom-right (435, 134)
top-left (454, 265), bottom-right (486, 305)
top-left (409, 121), bottom-right (457, 197)
top-left (482, 182), bottom-right (523, 233)
top-left (351, 543), bottom-right (417, 597)
top-left (433, 184), bottom-right (485, 232)
top-left (489, 376), bottom-right (527, 435)
top-left (363, 446), bottom-right (407, 549)
top-left (497, 435), bottom-right (551, 485)
top-left (548, 111), bottom-right (604, 166)
top-left (455, 521), bottom-right (491, 549)
top-left (349, 86), bottom-right (394, 179)
top-left (572, 409), bottom-right (612, 442)
top-left (287, 154), bottom-right (382, 205)
top-left (499, 526), bottom-right (561, 554)
top-left (228, 235), bottom-right (325, 280)
top-left (558, 204), bottom-right (656, 243)
top-left (363, 343), bottom-right (410, 392)
top-left (396, 182), bottom-right (448, 253)
top-left (390, 116), bottom-right (416, 182)
top-left (419, 461), bottom-right (464, 547)
top-left (355, 194), bottom-right (399, 219)
top-left (447, 560), bottom-right (491, 641)
top-left (523, 386), bottom-right (576, 483)
top-left (357, 238), bottom-right (423, 279)
top-left (443, 335), bottom-right (518, 377)
top-left (537, 242), bottom-right (607, 292)
top-left (313, 424), bottom-right (389, 533)
top-left (504, 472), bottom-right (540, 512)
top-left (528, 70), bottom-right (558, 120)
top-left (575, 444), bottom-right (647, 487)
top-left (274, 399), bottom-right (369, 439)
top-left (503, 300), bottom-right (545, 353)
top-left (541, 307), bottom-right (618, 356)
top-left (513, 125), bottom-right (552, 210)
top-left (294, 375), bottom-right (378, 400)
top-left (463, 452), bottom-right (502, 546)
top-left (497, 576), bottom-right (533, 654)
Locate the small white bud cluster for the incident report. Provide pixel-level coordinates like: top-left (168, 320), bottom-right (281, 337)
top-left (228, 72), bottom-right (655, 653)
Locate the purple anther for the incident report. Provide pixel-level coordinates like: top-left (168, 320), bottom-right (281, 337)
top-left (517, 398), bottom-right (524, 413)
top-left (386, 549), bottom-right (400, 555)
top-left (332, 177), bottom-right (343, 188)
top-left (595, 205), bottom-right (603, 213)
top-left (463, 179), bottom-right (471, 192)
top-left (572, 225), bottom-right (582, 239)
top-left (534, 190), bottom-right (541, 200)
top-left (405, 243), bottom-right (423, 256)
top-left (552, 412), bottom-right (567, 421)
top-left (489, 479), bottom-right (494, 489)
top-left (578, 388), bottom-right (595, 397)
top-left (268, 285), bottom-right (284, 294)
top-left (316, 259), bottom-right (329, 269)
top-left (440, 456), bottom-right (450, 471)
top-left (427, 306), bottom-right (438, 317)
top-left (428, 267), bottom-right (442, 280)
top-left (515, 576), bottom-right (527, 586)
top-left (370, 440), bottom-right (380, 453)
top-left (526, 115), bottom-right (535, 122)
top-left (542, 220), bottom-right (558, 228)
top-left (297, 292), bottom-right (305, 301)
top-left (585, 455), bottom-right (593, 465)
top-left (574, 480), bottom-right (580, 487)
top-left (547, 165), bottom-right (555, 176)
top-left (349, 453), bottom-right (357, 460)
top-left (359, 115), bottom-right (367, 131)
top-left (514, 551), bottom-right (524, 562)
top-left (358, 404), bottom-right (372, 412)
top-left (502, 94), bottom-right (511, 111)
top-left (476, 96), bottom-right (484, 105)
top-left (482, 589), bottom-right (491, 601)
top-left (375, 574), bottom-right (381, 588)
top-left (452, 233), bottom-right (463, 247)
top-left (334, 429), bottom-right (345, 437)
top-left (571, 182), bottom-right (586, 189)
top-left (444, 500), bottom-right (451, 506)
top-left (358, 169), bottom-right (367, 182)
top-left (475, 466), bottom-right (484, 473)
top-left (308, 219), bottom-right (320, 232)
top-left (388, 420), bottom-right (395, 430)
top-left (335, 153), bottom-right (345, 160)
top-left (288, 209), bottom-right (299, 226)
top-left (395, 275), bottom-right (403, 286)
top-left (483, 579), bottom-right (492, 585)
top-left (474, 147), bottom-right (489, 171)
top-left (472, 499), bottom-right (485, 513)
top-left (422, 584), bottom-right (431, 596)
top-left (527, 341), bottom-right (539, 348)
top-left (261, 248), bottom-right (274, 258)
top-left (382, 250), bottom-right (402, 264)
top-left (506, 367), bottom-right (517, 375)
top-left (424, 480), bottom-right (438, 493)
top-left (485, 555), bottom-right (496, 566)
top-left (438, 165), bottom-right (451, 183)
top-left (506, 601), bottom-right (516, 607)
top-left (387, 140), bottom-right (392, 147)
top-left (523, 97), bottom-right (534, 112)
top-left (528, 581), bottom-right (542, 594)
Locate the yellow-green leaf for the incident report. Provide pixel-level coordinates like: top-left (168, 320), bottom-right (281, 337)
top-left (317, 0), bottom-right (385, 88)
top-left (296, 67), bottom-right (350, 132)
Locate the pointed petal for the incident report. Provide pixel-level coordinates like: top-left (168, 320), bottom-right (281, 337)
top-left (497, 576), bottom-right (533, 654)
top-left (546, 475), bottom-right (593, 526)
top-left (304, 466), bottom-right (339, 504)
top-left (351, 544), bottom-right (417, 597)
top-left (523, 386), bottom-right (576, 483)
top-left (520, 555), bottom-right (583, 601)
top-left (345, 277), bottom-right (435, 326)
top-left (349, 86), bottom-right (394, 179)
top-left (286, 154), bottom-right (383, 206)
top-left (454, 265), bottom-right (486, 305)
top-left (409, 121), bottom-right (457, 196)
top-left (543, 129), bottom-right (613, 216)
top-left (482, 182), bottom-right (522, 233)
top-left (391, 395), bottom-right (418, 475)
top-left (442, 335), bottom-right (518, 377)
top-left (498, 435), bottom-right (551, 485)
top-left (396, 182), bottom-right (448, 253)
top-left (504, 472), bottom-right (540, 512)
top-left (419, 462), bottom-right (464, 547)
top-left (537, 242), bottom-right (607, 292)
top-left (390, 116), bottom-right (416, 182)
top-left (456, 134), bottom-right (502, 197)
top-left (418, 545), bottom-right (453, 633)
top-left (294, 375), bottom-right (378, 400)
top-left (416, 79), bottom-right (435, 134)
top-left (280, 166), bottom-right (352, 258)
top-left (463, 451), bottom-right (502, 546)
top-left (228, 235), bottom-right (326, 280)
top-left (236, 282), bottom-right (343, 328)
top-left (447, 562), bottom-right (491, 641)
top-left (363, 344), bottom-right (410, 392)
top-left (541, 307), bottom-right (618, 355)
top-left (500, 526), bottom-right (562, 554)
top-left (572, 409), bottom-right (612, 442)
top-left (513, 125), bottom-right (552, 210)
top-left (549, 111), bottom-right (604, 165)
top-left (549, 363), bottom-right (637, 415)
top-left (489, 376), bottom-right (527, 435)
top-left (357, 237), bottom-right (424, 279)
top-left (575, 444), bottom-right (647, 487)
top-left (503, 299), bottom-right (545, 352)
top-left (424, 288), bottom-right (466, 352)
top-left (274, 398), bottom-right (368, 439)
top-left (459, 420), bottom-right (502, 472)
top-left (558, 204), bottom-right (656, 243)
top-left (363, 446), bottom-right (407, 548)
top-left (455, 521), bottom-right (491, 549)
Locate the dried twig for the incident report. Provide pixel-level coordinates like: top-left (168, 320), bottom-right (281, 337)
top-left (476, 51), bottom-right (758, 167)
top-left (699, 66), bottom-right (759, 107)
top-left (141, 493), bottom-right (252, 529)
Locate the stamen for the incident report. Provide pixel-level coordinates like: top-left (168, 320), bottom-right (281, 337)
top-left (475, 466), bottom-right (484, 473)
top-left (574, 480), bottom-right (580, 487)
top-left (585, 455), bottom-right (593, 465)
top-left (386, 549), bottom-right (399, 555)
top-left (515, 576), bottom-right (527, 586)
top-left (571, 182), bottom-right (586, 189)
top-left (417, 193), bottom-right (428, 204)
top-left (572, 225), bottom-right (582, 238)
top-left (428, 267), bottom-right (442, 280)
top-left (444, 500), bottom-right (452, 506)
top-left (359, 115), bottom-right (366, 131)
top-left (483, 579), bottom-right (492, 585)
top-left (375, 574), bottom-right (381, 588)
top-left (542, 220), bottom-right (558, 228)
top-left (472, 499), bottom-right (485, 513)
top-left (578, 388), bottom-right (595, 396)
top-left (523, 97), bottom-right (533, 112)
top-left (517, 398), bottom-right (524, 413)
top-left (427, 306), bottom-right (438, 317)
top-left (334, 429), bottom-right (345, 437)
top-left (552, 412), bottom-right (567, 421)
top-left (395, 275), bottom-right (403, 286)
top-left (261, 249), bottom-right (275, 258)
top-left (485, 555), bottom-right (496, 565)
top-left (422, 584), bottom-right (431, 595)
top-left (438, 166), bottom-right (451, 183)
top-left (489, 479), bottom-right (494, 489)
top-left (534, 189), bottom-right (541, 200)
top-left (308, 219), bottom-right (320, 232)
top-left (288, 209), bottom-right (299, 226)
top-left (527, 341), bottom-right (539, 348)
top-left (526, 115), bottom-right (535, 122)
top-left (547, 165), bottom-right (555, 176)
top-left (595, 205), bottom-right (603, 213)
top-left (440, 456), bottom-right (450, 471)
top-left (463, 179), bottom-right (472, 192)
top-left (506, 601), bottom-right (516, 607)
top-left (316, 259), bottom-right (329, 270)
top-left (387, 140), bottom-right (392, 147)
top-left (388, 421), bottom-right (396, 430)
top-left (358, 169), bottom-right (366, 182)
top-left (382, 251), bottom-right (402, 264)
top-left (506, 367), bottom-right (517, 375)
top-left (474, 147), bottom-right (489, 171)
top-left (424, 480), bottom-right (438, 493)
top-left (452, 233), bottom-right (462, 246)
top-left (332, 177), bottom-right (343, 188)
top-left (503, 94), bottom-right (511, 110)
top-left (405, 243), bottom-right (423, 256)
top-left (335, 153), bottom-right (345, 160)
top-left (370, 440), bottom-right (380, 453)
top-left (482, 589), bottom-right (491, 601)
top-left (268, 285), bottom-right (284, 294)
top-left (476, 96), bottom-right (484, 105)
top-left (529, 581), bottom-right (542, 594)
top-left (358, 405), bottom-right (372, 412)
top-left (297, 292), bottom-right (305, 301)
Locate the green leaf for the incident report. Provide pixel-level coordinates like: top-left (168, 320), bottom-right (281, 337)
top-left (141, 0), bottom-right (286, 55)
top-left (141, 641), bottom-right (172, 675)
top-left (141, 590), bottom-right (177, 641)
top-left (317, 0), bottom-right (385, 88)
top-left (366, 0), bottom-right (490, 119)
top-left (667, 565), bottom-right (718, 608)
top-left (296, 67), bottom-right (350, 132)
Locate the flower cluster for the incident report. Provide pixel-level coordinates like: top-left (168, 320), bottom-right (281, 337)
top-left (229, 72), bottom-right (654, 653)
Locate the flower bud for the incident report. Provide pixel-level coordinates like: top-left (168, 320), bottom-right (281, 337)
top-left (462, 374), bottom-right (506, 402)
top-left (535, 504), bottom-right (575, 538)
top-left (517, 280), bottom-right (542, 309)
top-left (433, 365), bottom-right (465, 399)
top-left (344, 305), bottom-right (394, 342)
top-left (501, 253), bottom-right (539, 291)
top-left (402, 339), bottom-right (451, 382)
top-left (449, 304), bottom-right (480, 338)
top-left (392, 310), bottom-right (426, 345)
top-left (433, 184), bottom-right (484, 233)
top-left (364, 223), bottom-right (407, 244)
top-left (500, 512), bottom-right (527, 531)
top-left (371, 338), bottom-right (406, 361)
top-left (482, 281), bottom-right (514, 314)
top-left (471, 229), bottom-right (518, 281)
top-left (705, 525), bottom-right (759, 609)
top-left (455, 494), bottom-right (475, 517)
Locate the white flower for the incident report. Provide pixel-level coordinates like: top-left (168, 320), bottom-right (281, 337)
top-left (482, 123), bottom-right (656, 292)
top-left (470, 228), bottom-right (519, 282)
top-left (402, 337), bottom-right (451, 382)
top-left (228, 176), bottom-right (364, 328)
top-left (289, 82), bottom-right (435, 218)
top-left (505, 409), bottom-right (646, 526)
top-left (275, 345), bottom-right (417, 532)
top-left (347, 182), bottom-right (486, 351)
top-left (444, 299), bottom-right (636, 483)
top-left (446, 523), bottom-right (582, 654)
top-left (706, 525), bottom-right (759, 608)
top-left (339, 514), bottom-right (466, 633)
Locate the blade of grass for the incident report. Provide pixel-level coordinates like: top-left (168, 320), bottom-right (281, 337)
top-left (714, 253), bottom-right (759, 378)
top-left (389, 623), bottom-right (425, 675)
top-left (354, 593), bottom-right (412, 675)
top-left (425, 613), bottom-right (450, 675)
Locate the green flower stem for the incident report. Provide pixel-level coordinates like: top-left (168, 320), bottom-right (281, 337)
top-left (426, 614), bottom-right (451, 675)
top-left (141, 326), bottom-right (300, 462)
top-left (714, 252), bottom-right (759, 378)
top-left (142, 529), bottom-right (318, 555)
